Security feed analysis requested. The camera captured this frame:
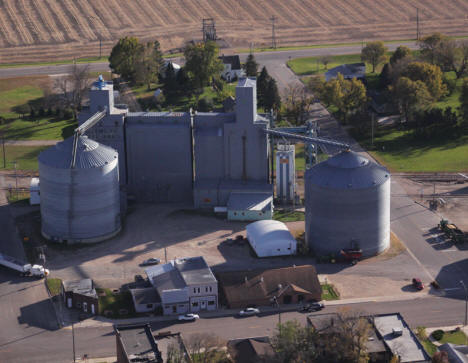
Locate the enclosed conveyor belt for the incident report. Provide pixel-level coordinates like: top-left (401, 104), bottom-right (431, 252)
top-left (263, 128), bottom-right (350, 150)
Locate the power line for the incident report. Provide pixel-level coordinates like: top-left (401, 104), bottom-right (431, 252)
top-left (270, 16), bottom-right (277, 49)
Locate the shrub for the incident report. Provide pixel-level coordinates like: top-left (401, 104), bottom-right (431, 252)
top-left (197, 97), bottom-right (213, 112)
top-left (38, 107), bottom-right (45, 117)
top-left (432, 329), bottom-right (444, 341)
top-left (63, 108), bottom-right (74, 119)
top-left (47, 107), bottom-right (53, 116)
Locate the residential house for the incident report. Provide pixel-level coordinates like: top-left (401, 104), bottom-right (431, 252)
top-left (219, 55), bottom-right (244, 81)
top-left (145, 256), bottom-right (218, 315)
top-left (325, 63), bottom-right (366, 82)
top-left (227, 336), bottom-right (275, 363)
top-left (218, 265), bottom-right (321, 308)
top-left (129, 287), bottom-right (160, 313)
top-left (307, 313), bottom-right (431, 363)
top-left (61, 278), bottom-right (99, 315)
top-left (115, 323), bottom-right (190, 363)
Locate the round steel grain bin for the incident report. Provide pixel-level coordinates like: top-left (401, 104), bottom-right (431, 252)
top-left (305, 150), bottom-right (390, 257)
top-left (39, 136), bottom-right (120, 243)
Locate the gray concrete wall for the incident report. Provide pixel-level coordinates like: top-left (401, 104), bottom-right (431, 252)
top-left (125, 113), bottom-right (193, 203)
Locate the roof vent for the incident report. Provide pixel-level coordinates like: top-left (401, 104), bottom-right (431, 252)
top-left (392, 327), bottom-right (403, 337)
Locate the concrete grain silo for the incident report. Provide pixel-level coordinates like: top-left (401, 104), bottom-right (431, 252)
top-left (305, 150), bottom-right (390, 257)
top-left (39, 135), bottom-right (121, 243)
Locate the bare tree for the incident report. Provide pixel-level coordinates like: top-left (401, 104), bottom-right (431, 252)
top-left (282, 83), bottom-right (314, 125)
top-left (318, 55), bottom-right (333, 70)
top-left (54, 64), bottom-right (92, 119)
top-left (185, 332), bottom-right (228, 363)
top-left (166, 342), bottom-right (187, 363)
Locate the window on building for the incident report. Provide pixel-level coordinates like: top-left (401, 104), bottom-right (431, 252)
top-left (208, 301), bottom-right (215, 305)
top-left (192, 302), bottom-right (198, 307)
top-left (178, 305), bottom-right (184, 308)
top-left (194, 288), bottom-right (196, 294)
top-left (172, 306), bottom-right (177, 313)
top-left (146, 304), bottom-right (153, 309)
top-left (198, 287), bottom-right (200, 293)
top-left (209, 286), bottom-right (212, 292)
top-left (205, 287), bottom-right (208, 292)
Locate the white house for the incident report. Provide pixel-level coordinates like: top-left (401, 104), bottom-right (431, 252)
top-left (145, 256), bottom-right (218, 315)
top-left (219, 55), bottom-right (245, 82)
top-left (246, 220), bottom-right (297, 257)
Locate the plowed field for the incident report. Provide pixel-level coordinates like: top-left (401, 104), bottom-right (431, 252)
top-left (0, 0), bottom-right (467, 64)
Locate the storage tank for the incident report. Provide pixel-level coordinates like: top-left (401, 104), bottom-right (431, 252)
top-left (276, 144), bottom-right (295, 203)
top-left (305, 150), bottom-right (390, 257)
top-left (39, 135), bottom-right (121, 243)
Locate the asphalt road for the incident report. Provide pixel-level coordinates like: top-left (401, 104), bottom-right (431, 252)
top-left (1, 293), bottom-right (466, 363)
top-left (0, 42), bottom-right (417, 86)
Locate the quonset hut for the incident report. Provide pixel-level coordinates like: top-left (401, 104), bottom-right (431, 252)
top-left (39, 136), bottom-right (121, 243)
top-left (305, 150), bottom-right (390, 257)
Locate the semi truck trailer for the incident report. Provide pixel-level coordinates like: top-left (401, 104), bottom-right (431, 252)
top-left (0, 253), bottom-right (49, 278)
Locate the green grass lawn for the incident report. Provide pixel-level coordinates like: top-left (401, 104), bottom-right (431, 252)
top-left (97, 288), bottom-right (135, 318)
top-left (438, 329), bottom-right (468, 345)
top-left (273, 210), bottom-right (305, 222)
top-left (415, 327), bottom-right (438, 356)
top-left (0, 145), bottom-right (48, 171)
top-left (321, 284), bottom-right (339, 301)
top-left (356, 129), bottom-right (468, 172)
top-left (46, 278), bottom-right (63, 296)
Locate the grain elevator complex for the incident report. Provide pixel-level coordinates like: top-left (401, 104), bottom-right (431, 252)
top-left (38, 76), bottom-right (391, 258)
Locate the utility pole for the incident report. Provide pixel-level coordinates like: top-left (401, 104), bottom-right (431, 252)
top-left (461, 280), bottom-right (467, 326)
top-left (14, 161), bottom-right (17, 199)
top-left (72, 322), bottom-right (76, 363)
top-left (270, 16), bottom-right (277, 49)
top-left (1, 130), bottom-right (5, 169)
top-left (371, 113), bottom-right (375, 148)
top-left (416, 8), bottom-right (420, 41)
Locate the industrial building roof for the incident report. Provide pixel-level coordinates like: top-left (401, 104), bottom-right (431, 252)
top-left (227, 192), bottom-right (272, 211)
top-left (305, 150), bottom-right (390, 189)
top-left (38, 136), bottom-right (118, 169)
top-left (237, 77), bottom-right (257, 88)
top-left (374, 313), bottom-right (431, 362)
top-left (145, 256), bottom-right (216, 293)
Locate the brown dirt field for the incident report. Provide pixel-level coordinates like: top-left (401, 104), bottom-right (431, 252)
top-left (0, 0), bottom-right (467, 64)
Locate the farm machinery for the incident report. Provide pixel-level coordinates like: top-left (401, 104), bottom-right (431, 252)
top-left (438, 219), bottom-right (468, 244)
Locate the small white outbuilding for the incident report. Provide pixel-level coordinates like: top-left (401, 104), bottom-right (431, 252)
top-left (246, 220), bottom-right (297, 258)
top-left (30, 177), bottom-right (40, 205)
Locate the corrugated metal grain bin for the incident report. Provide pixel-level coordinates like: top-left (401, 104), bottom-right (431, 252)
top-left (38, 136), bottom-right (121, 243)
top-left (305, 150), bottom-right (390, 257)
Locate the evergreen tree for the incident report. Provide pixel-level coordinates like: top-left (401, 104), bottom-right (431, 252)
top-left (244, 53), bottom-right (258, 77)
top-left (163, 62), bottom-right (177, 96)
top-left (379, 62), bottom-right (392, 89)
top-left (264, 77), bottom-right (281, 111)
top-left (257, 66), bottom-right (270, 109)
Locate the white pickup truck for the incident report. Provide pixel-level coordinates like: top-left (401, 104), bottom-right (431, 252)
top-left (0, 253), bottom-right (49, 278)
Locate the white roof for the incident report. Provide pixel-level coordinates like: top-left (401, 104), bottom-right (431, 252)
top-left (246, 220), bottom-right (296, 257)
top-left (30, 177), bottom-right (40, 189)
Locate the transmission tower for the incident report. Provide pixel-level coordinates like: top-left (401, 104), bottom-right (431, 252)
top-left (202, 18), bottom-right (217, 42)
top-left (270, 16), bottom-right (277, 49)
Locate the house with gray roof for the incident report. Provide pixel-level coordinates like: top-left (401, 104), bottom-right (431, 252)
top-left (325, 63), bottom-right (366, 82)
top-left (145, 256), bottom-right (218, 315)
top-left (61, 278), bottom-right (99, 315)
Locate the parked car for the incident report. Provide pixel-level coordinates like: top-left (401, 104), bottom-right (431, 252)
top-left (300, 302), bottom-right (324, 312)
top-left (140, 258), bottom-right (160, 266)
top-left (412, 278), bottom-right (424, 290)
top-left (178, 313), bottom-right (199, 322)
top-left (239, 307), bottom-right (260, 316)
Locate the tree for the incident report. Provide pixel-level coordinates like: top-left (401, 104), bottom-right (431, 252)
top-left (460, 78), bottom-right (468, 123)
top-left (390, 45), bottom-right (411, 65)
top-left (176, 67), bottom-right (190, 91)
top-left (134, 41), bottom-right (163, 90)
top-left (184, 41), bottom-right (224, 91)
top-left (163, 62), bottom-right (178, 96)
top-left (54, 64), bottom-right (91, 120)
top-left (318, 54), bottom-right (333, 70)
top-left (436, 39), bottom-right (468, 79)
top-left (283, 83), bottom-right (313, 125)
top-left (244, 53), bottom-right (258, 77)
top-left (257, 66), bottom-right (270, 108)
top-left (402, 62), bottom-right (447, 100)
top-left (185, 333), bottom-right (228, 363)
top-left (109, 36), bottom-right (142, 82)
top-left (392, 77), bottom-right (432, 122)
top-left (264, 77), bottom-right (281, 112)
top-left (418, 32), bottom-right (447, 65)
top-left (361, 41), bottom-right (388, 73)
top-left (432, 351), bottom-right (449, 363)
top-left (379, 62), bottom-right (392, 88)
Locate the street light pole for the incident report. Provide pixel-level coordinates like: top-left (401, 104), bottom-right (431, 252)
top-left (460, 280), bottom-right (467, 326)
